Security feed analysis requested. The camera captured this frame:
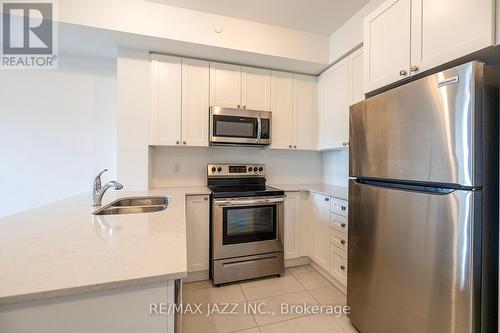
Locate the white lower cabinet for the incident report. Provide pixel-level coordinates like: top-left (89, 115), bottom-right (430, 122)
top-left (284, 192), bottom-right (301, 260)
top-left (310, 193), bottom-right (331, 271)
top-left (330, 245), bottom-right (347, 286)
top-left (186, 195), bottom-right (210, 273)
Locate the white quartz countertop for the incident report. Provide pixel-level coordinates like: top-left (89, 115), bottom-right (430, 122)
top-left (0, 186), bottom-right (210, 305)
top-left (270, 183), bottom-right (348, 200)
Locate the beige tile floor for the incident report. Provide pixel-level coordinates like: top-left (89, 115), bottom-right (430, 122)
top-left (182, 265), bottom-right (359, 333)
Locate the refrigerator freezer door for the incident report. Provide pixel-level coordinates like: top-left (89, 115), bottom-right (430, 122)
top-left (348, 180), bottom-right (478, 333)
top-left (349, 61), bottom-right (486, 187)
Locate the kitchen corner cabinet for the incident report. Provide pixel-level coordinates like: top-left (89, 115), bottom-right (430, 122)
top-left (186, 195), bottom-right (210, 273)
top-left (318, 58), bottom-right (349, 150)
top-left (291, 74), bottom-right (318, 150)
top-left (318, 48), bottom-right (363, 151)
top-left (270, 71), bottom-right (294, 149)
top-left (310, 193), bottom-right (331, 271)
top-left (364, 0), bottom-right (494, 93)
top-left (284, 192), bottom-right (301, 260)
top-left (150, 55), bottom-right (209, 147)
top-left (349, 48), bottom-right (364, 105)
top-left (210, 62), bottom-right (271, 111)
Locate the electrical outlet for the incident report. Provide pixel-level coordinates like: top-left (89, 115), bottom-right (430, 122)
top-left (174, 164), bottom-right (181, 173)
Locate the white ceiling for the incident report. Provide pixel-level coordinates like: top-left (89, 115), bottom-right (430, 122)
top-left (147, 0), bottom-right (369, 36)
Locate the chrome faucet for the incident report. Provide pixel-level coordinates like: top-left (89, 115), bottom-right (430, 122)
top-left (93, 169), bottom-right (123, 206)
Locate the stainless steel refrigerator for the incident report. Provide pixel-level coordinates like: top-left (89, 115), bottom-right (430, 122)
top-left (348, 61), bottom-right (499, 333)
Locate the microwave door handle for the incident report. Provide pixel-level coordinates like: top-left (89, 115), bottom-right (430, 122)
top-left (214, 197), bottom-right (284, 206)
top-left (256, 116), bottom-right (262, 143)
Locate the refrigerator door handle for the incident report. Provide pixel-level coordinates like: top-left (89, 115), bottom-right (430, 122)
top-left (353, 178), bottom-right (460, 195)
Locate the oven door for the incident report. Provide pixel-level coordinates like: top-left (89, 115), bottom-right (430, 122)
top-left (210, 107), bottom-right (263, 145)
top-left (212, 196), bottom-right (284, 259)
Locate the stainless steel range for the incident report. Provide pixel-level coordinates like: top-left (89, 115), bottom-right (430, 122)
top-left (208, 163), bottom-right (285, 286)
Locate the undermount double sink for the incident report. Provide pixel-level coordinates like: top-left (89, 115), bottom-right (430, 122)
top-left (93, 196), bottom-right (170, 215)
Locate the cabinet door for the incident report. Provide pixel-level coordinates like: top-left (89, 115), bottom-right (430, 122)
top-left (330, 245), bottom-right (347, 286)
top-left (242, 66), bottom-right (271, 111)
top-left (186, 195), bottom-right (210, 272)
top-left (270, 71), bottom-right (293, 149)
top-left (410, 0), bottom-right (494, 75)
top-left (150, 54), bottom-right (182, 145)
top-left (363, 0), bottom-right (411, 93)
top-left (318, 58), bottom-right (349, 150)
top-left (284, 192), bottom-right (301, 260)
top-left (349, 47), bottom-right (364, 105)
top-left (209, 62), bottom-right (242, 108)
top-left (311, 193), bottom-right (331, 271)
top-left (181, 58), bottom-right (209, 147)
top-left (292, 74), bottom-right (318, 150)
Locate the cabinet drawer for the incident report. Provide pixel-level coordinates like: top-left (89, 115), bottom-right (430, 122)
top-left (330, 245), bottom-right (347, 286)
top-left (329, 229), bottom-right (348, 251)
top-left (331, 198), bottom-right (348, 217)
top-left (330, 213), bottom-right (348, 235)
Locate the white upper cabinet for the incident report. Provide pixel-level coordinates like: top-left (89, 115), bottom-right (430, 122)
top-left (150, 54), bottom-right (182, 146)
top-left (364, 0), bottom-right (494, 93)
top-left (270, 71), bottom-right (294, 149)
top-left (318, 58), bottom-right (349, 150)
top-left (410, 0), bottom-right (494, 75)
top-left (349, 48), bottom-right (364, 105)
top-left (318, 47), bottom-right (363, 151)
top-left (182, 58), bottom-right (209, 147)
top-left (292, 74), bottom-right (318, 150)
top-left (363, 0), bottom-right (412, 93)
top-left (209, 62), bottom-right (242, 108)
top-left (242, 66), bottom-right (271, 111)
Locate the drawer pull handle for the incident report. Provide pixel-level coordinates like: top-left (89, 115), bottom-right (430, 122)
top-left (340, 240), bottom-right (346, 245)
top-left (341, 206), bottom-right (346, 211)
top-left (340, 265), bottom-right (346, 271)
top-left (341, 223), bottom-right (346, 228)
top-left (325, 197), bottom-right (329, 202)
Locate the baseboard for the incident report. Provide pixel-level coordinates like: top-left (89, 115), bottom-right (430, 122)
top-left (184, 270), bottom-right (209, 283)
top-left (285, 256), bottom-right (310, 268)
top-left (310, 260), bottom-right (346, 294)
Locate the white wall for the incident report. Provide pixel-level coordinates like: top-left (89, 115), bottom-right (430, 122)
top-left (322, 150), bottom-right (349, 187)
top-left (0, 54), bottom-right (116, 218)
top-left (56, 0), bottom-right (329, 66)
top-left (329, 0), bottom-right (386, 63)
top-left (116, 49), bottom-right (150, 191)
top-left (151, 147), bottom-right (323, 187)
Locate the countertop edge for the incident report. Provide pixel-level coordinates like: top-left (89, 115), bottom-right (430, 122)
top-left (0, 270), bottom-right (187, 306)
top-left (270, 183), bottom-right (348, 201)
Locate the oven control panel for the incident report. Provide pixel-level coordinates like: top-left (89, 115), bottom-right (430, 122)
top-left (208, 164), bottom-right (265, 177)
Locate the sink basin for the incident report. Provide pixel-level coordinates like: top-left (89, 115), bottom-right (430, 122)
top-left (93, 196), bottom-right (170, 216)
top-left (111, 196), bottom-right (169, 207)
top-left (94, 205), bottom-right (167, 215)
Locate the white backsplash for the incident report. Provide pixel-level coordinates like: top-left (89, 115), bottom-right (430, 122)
top-left (151, 146), bottom-right (324, 187)
top-left (322, 149), bottom-right (349, 187)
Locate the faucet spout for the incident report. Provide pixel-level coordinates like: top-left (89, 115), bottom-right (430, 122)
top-left (93, 170), bottom-right (123, 206)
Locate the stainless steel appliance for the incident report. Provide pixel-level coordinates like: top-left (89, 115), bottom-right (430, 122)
top-left (208, 163), bottom-right (284, 285)
top-left (348, 61), bottom-right (499, 333)
top-left (209, 106), bottom-right (271, 146)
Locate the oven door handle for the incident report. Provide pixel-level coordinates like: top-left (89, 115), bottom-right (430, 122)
top-left (213, 197), bottom-right (284, 206)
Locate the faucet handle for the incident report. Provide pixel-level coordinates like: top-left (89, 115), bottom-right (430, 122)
top-left (94, 169), bottom-right (108, 190)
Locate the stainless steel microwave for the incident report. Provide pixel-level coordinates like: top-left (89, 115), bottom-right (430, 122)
top-left (209, 106), bottom-right (271, 146)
